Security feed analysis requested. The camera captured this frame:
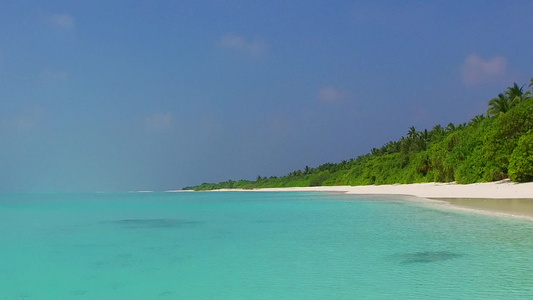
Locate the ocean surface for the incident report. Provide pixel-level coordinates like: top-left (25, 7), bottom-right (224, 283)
top-left (1, 192), bottom-right (533, 299)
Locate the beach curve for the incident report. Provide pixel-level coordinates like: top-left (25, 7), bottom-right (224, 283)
top-left (212, 180), bottom-right (533, 220)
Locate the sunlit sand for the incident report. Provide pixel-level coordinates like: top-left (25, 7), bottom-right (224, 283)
top-left (213, 180), bottom-right (533, 220)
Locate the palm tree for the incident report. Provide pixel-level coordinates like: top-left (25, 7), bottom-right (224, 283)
top-left (407, 126), bottom-right (418, 140)
top-left (527, 77), bottom-right (533, 97)
top-left (340, 160), bottom-right (348, 170)
top-left (304, 165), bottom-right (311, 175)
top-left (487, 93), bottom-right (512, 117)
top-left (430, 124), bottom-right (445, 142)
top-left (418, 129), bottom-right (430, 150)
top-left (469, 114), bottom-right (486, 127)
top-left (432, 124), bottom-right (444, 132)
top-left (445, 123), bottom-right (456, 133)
top-left (384, 141), bottom-right (400, 154)
top-left (505, 83), bottom-right (528, 105)
top-left (400, 136), bottom-right (411, 154)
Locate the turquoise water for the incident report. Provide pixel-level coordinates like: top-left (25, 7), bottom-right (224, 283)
top-left (1, 192), bottom-right (533, 299)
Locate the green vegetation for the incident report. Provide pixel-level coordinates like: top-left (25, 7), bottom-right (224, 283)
top-left (509, 131), bottom-right (533, 182)
top-left (184, 79), bottom-right (533, 190)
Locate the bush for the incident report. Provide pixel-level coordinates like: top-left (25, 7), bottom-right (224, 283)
top-left (309, 171), bottom-right (330, 186)
top-left (509, 131), bottom-right (533, 182)
top-left (485, 98), bottom-right (533, 173)
top-left (454, 147), bottom-right (485, 183)
top-left (483, 163), bottom-right (507, 181)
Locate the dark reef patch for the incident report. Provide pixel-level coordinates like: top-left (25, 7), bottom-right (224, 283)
top-left (400, 251), bottom-right (463, 264)
top-left (103, 219), bottom-right (203, 229)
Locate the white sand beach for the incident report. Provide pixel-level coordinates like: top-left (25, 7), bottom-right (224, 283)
top-left (249, 179), bottom-right (533, 199)
top-left (215, 180), bottom-right (533, 220)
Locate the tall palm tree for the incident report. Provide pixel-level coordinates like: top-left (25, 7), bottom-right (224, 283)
top-left (407, 126), bottom-right (418, 140)
top-left (487, 93), bottom-right (512, 117)
top-left (505, 83), bottom-right (527, 105)
top-left (418, 129), bottom-right (430, 150)
top-left (304, 165), bottom-right (311, 175)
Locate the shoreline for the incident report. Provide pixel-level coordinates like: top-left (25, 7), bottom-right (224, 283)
top-left (209, 180), bottom-right (533, 221)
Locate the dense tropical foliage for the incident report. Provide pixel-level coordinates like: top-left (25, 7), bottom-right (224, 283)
top-left (184, 79), bottom-right (533, 190)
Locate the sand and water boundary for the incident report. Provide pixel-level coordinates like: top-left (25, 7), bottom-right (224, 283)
top-left (207, 180), bottom-right (533, 221)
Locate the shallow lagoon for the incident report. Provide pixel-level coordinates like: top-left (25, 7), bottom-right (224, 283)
top-left (1, 192), bottom-right (533, 299)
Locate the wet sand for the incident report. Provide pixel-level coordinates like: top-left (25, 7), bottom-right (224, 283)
top-left (436, 198), bottom-right (533, 219)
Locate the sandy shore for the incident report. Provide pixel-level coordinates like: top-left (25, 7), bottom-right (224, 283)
top-left (244, 180), bottom-right (533, 199)
top-left (215, 180), bottom-right (533, 220)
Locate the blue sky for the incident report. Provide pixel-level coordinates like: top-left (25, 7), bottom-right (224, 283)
top-left (1, 1), bottom-right (532, 192)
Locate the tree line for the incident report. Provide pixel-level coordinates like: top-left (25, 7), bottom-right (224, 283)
top-left (184, 78), bottom-right (533, 190)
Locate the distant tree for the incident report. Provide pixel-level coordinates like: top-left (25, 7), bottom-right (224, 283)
top-left (445, 123), bottom-right (456, 133)
top-left (400, 136), bottom-right (410, 154)
top-left (487, 93), bottom-right (512, 117)
top-left (469, 115), bottom-right (486, 127)
top-left (407, 126), bottom-right (419, 140)
top-left (430, 125), bottom-right (446, 142)
top-left (527, 77), bottom-right (533, 97)
top-left (304, 165), bottom-right (311, 175)
top-left (419, 129), bottom-right (430, 150)
top-left (340, 160), bottom-right (348, 169)
top-left (289, 170), bottom-right (302, 178)
top-left (383, 141), bottom-right (400, 154)
top-left (505, 83), bottom-right (530, 104)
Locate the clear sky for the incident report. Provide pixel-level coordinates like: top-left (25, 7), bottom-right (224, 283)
top-left (1, 1), bottom-right (532, 192)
